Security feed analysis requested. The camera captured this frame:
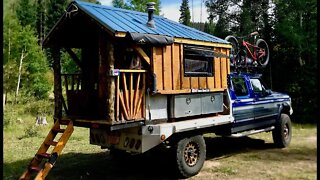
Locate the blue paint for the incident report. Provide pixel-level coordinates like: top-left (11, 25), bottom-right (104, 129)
top-left (73, 1), bottom-right (229, 44)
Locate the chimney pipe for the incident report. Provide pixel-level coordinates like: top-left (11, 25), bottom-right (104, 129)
top-left (146, 2), bottom-right (156, 28)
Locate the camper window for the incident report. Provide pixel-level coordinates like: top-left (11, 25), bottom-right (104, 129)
top-left (183, 45), bottom-right (214, 77)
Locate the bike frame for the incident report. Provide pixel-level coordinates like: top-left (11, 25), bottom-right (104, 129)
top-left (241, 40), bottom-right (266, 62)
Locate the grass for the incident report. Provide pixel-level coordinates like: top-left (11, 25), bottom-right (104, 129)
top-left (3, 101), bottom-right (317, 179)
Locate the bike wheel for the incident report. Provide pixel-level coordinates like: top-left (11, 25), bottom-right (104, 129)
top-left (225, 35), bottom-right (239, 66)
top-left (256, 39), bottom-right (269, 67)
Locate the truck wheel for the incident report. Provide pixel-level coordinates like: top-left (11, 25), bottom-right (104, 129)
top-left (175, 135), bottom-right (206, 178)
top-left (272, 114), bottom-right (292, 148)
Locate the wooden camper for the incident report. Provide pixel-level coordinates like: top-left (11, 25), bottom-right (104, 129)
top-left (43, 1), bottom-right (231, 127)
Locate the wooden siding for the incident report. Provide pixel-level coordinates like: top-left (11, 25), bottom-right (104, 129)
top-left (152, 43), bottom-right (230, 94)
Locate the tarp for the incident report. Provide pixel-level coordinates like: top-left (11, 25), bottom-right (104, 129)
top-left (127, 32), bottom-right (174, 46)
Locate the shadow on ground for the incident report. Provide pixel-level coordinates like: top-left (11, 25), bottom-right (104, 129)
top-left (5, 135), bottom-right (313, 180)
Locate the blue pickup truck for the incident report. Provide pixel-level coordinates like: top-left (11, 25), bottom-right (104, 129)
top-left (228, 72), bottom-right (293, 148)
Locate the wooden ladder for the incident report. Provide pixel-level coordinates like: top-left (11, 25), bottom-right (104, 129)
top-left (19, 119), bottom-right (74, 180)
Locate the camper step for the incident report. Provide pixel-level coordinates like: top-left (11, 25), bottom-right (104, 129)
top-left (45, 140), bottom-right (58, 146)
top-left (37, 152), bottom-right (51, 159)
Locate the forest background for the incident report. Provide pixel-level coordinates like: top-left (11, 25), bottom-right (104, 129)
top-left (3, 0), bottom-right (317, 124)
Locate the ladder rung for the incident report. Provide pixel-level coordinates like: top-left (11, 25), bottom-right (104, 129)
top-left (37, 152), bottom-right (51, 159)
top-left (29, 166), bottom-right (41, 172)
top-left (59, 120), bottom-right (70, 125)
top-left (52, 128), bottom-right (65, 133)
top-left (46, 140), bottom-right (58, 146)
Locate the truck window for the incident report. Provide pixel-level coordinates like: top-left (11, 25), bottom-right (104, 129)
top-left (231, 77), bottom-right (248, 97)
top-left (250, 78), bottom-right (265, 93)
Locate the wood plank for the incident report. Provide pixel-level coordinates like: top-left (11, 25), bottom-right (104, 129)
top-left (180, 44), bottom-right (190, 89)
top-left (199, 77), bottom-right (207, 89)
top-left (132, 46), bottom-right (150, 64)
top-left (133, 73), bottom-right (141, 116)
top-left (119, 92), bottom-right (129, 120)
top-left (172, 44), bottom-right (181, 90)
top-left (174, 38), bottom-right (233, 48)
top-left (207, 50), bottom-right (215, 90)
top-left (163, 45), bottom-right (173, 90)
top-left (116, 76), bottom-right (120, 120)
top-left (119, 69), bottom-right (147, 73)
top-left (191, 77), bottom-right (199, 89)
top-left (121, 73), bottom-right (131, 118)
top-left (214, 47), bottom-right (221, 89)
top-left (226, 49), bottom-right (230, 75)
top-left (153, 47), bottom-right (163, 91)
top-left (221, 48), bottom-right (228, 89)
top-left (129, 73), bottom-right (133, 117)
top-left (134, 74), bottom-right (146, 119)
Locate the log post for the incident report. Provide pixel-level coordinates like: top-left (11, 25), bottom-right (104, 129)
top-left (98, 32), bottom-right (115, 122)
top-left (52, 47), bottom-right (62, 121)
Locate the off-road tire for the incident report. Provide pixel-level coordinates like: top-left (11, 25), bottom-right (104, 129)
top-left (272, 114), bottom-right (292, 148)
top-left (256, 39), bottom-right (270, 67)
top-left (225, 35), bottom-right (239, 66)
top-left (175, 135), bottom-right (206, 178)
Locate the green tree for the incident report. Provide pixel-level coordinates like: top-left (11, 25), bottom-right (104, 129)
top-left (16, 0), bottom-right (37, 29)
top-left (112, 0), bottom-right (161, 15)
top-left (272, 0), bottom-right (317, 123)
top-left (4, 6), bottom-right (51, 100)
top-left (179, 0), bottom-right (191, 26)
top-left (46, 0), bottom-right (69, 34)
top-left (204, 20), bottom-right (215, 35)
top-left (112, 0), bottom-right (130, 9)
top-left (130, 0), bottom-right (161, 15)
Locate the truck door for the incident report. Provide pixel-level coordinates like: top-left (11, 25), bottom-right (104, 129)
top-left (230, 75), bottom-right (255, 132)
top-left (249, 78), bottom-right (277, 127)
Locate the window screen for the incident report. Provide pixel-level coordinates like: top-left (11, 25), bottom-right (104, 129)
top-left (184, 45), bottom-right (214, 77)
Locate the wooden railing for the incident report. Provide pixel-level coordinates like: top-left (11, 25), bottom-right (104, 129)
top-left (115, 69), bottom-right (147, 122)
top-left (62, 74), bottom-right (82, 92)
top-left (61, 74), bottom-right (81, 116)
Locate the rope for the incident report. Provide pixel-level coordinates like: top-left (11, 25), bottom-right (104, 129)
top-left (65, 4), bottom-right (79, 18)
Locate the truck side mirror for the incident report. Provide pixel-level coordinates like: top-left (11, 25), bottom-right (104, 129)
top-left (263, 89), bottom-right (272, 96)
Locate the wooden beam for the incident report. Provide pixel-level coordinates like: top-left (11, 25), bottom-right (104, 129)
top-left (132, 46), bottom-right (150, 64)
top-left (174, 38), bottom-right (232, 48)
top-left (65, 47), bottom-right (83, 70)
top-left (115, 32), bottom-right (127, 37)
top-left (52, 47), bottom-right (62, 120)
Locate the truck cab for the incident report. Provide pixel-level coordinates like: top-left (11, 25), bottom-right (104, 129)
top-left (228, 72), bottom-right (293, 137)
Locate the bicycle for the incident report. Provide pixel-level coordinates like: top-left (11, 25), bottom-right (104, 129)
top-left (225, 32), bottom-right (270, 68)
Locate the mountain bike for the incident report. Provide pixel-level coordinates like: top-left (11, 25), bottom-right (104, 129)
top-left (225, 32), bottom-right (269, 67)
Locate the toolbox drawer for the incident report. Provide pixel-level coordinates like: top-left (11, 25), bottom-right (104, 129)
top-left (170, 94), bottom-right (201, 118)
top-left (201, 93), bottom-right (223, 114)
top-left (170, 92), bottom-right (223, 118)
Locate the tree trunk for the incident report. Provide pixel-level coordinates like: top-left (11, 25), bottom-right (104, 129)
top-left (15, 50), bottom-right (27, 103)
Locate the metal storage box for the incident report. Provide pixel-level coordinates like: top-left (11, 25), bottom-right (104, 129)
top-left (170, 94), bottom-right (201, 118)
top-left (201, 93), bottom-right (223, 114)
top-left (170, 93), bottom-right (223, 118)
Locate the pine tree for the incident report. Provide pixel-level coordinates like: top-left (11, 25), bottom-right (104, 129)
top-left (46, 0), bottom-right (70, 34)
top-left (179, 0), bottom-right (191, 26)
top-left (16, 0), bottom-right (37, 29)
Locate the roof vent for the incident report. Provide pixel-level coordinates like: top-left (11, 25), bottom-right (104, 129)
top-left (146, 2), bottom-right (156, 28)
